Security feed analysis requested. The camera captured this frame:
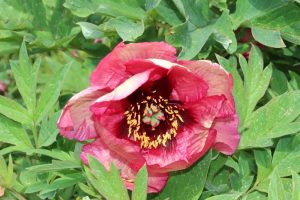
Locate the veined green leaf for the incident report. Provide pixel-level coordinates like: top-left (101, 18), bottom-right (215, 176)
top-left (26, 160), bottom-right (81, 173)
top-left (166, 21), bottom-right (213, 59)
top-left (0, 115), bottom-right (33, 148)
top-left (213, 10), bottom-right (237, 53)
top-left (268, 171), bottom-right (288, 200)
top-left (34, 62), bottom-right (71, 123)
top-left (272, 134), bottom-right (300, 177)
top-left (205, 193), bottom-right (241, 200)
top-left (108, 17), bottom-right (144, 41)
top-left (0, 96), bottom-right (31, 125)
top-left (10, 41), bottom-right (40, 114)
top-left (292, 171), bottom-right (300, 200)
top-left (85, 156), bottom-right (130, 200)
top-left (239, 91), bottom-right (300, 149)
top-left (132, 165), bottom-right (148, 200)
top-left (77, 22), bottom-right (105, 40)
top-left (239, 46), bottom-right (273, 129)
top-left (64, 0), bottom-right (145, 20)
top-left (252, 27), bottom-right (286, 48)
top-left (154, 151), bottom-right (212, 200)
top-left (38, 112), bottom-right (60, 148)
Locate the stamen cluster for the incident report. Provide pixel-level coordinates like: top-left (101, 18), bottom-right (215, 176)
top-left (124, 94), bottom-right (184, 149)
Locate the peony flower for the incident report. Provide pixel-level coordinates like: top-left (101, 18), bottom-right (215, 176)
top-left (57, 42), bottom-right (240, 193)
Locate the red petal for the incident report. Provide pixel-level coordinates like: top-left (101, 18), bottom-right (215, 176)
top-left (167, 66), bottom-right (208, 103)
top-left (143, 128), bottom-right (216, 173)
top-left (179, 60), bottom-right (235, 117)
top-left (212, 114), bottom-right (240, 155)
top-left (81, 139), bottom-right (168, 193)
top-left (90, 42), bottom-right (176, 89)
top-left (57, 87), bottom-right (106, 141)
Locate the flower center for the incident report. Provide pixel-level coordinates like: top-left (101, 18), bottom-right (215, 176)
top-left (124, 94), bottom-right (184, 149)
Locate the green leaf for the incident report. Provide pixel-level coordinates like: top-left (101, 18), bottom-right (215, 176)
top-left (239, 91), bottom-right (300, 149)
top-left (0, 115), bottom-right (33, 148)
top-left (26, 176), bottom-right (84, 194)
top-left (251, 3), bottom-right (300, 45)
top-left (254, 149), bottom-right (272, 182)
top-left (85, 156), bottom-right (130, 200)
top-left (268, 171), bottom-right (288, 200)
top-left (155, 0), bottom-right (184, 26)
top-left (238, 46), bottom-right (273, 129)
top-left (270, 68), bottom-right (289, 95)
top-left (172, 0), bottom-right (211, 27)
top-left (26, 160), bottom-right (81, 173)
top-left (166, 21), bottom-right (213, 59)
top-left (230, 0), bottom-right (289, 29)
top-left (252, 27), bottom-right (286, 48)
top-left (205, 193), bottom-right (241, 200)
top-left (132, 165), bottom-right (148, 200)
top-left (64, 0), bottom-right (145, 20)
top-left (244, 191), bottom-right (267, 200)
top-left (77, 22), bottom-right (105, 40)
top-left (154, 151), bottom-right (212, 200)
top-left (0, 155), bottom-right (15, 188)
top-left (38, 112), bottom-right (60, 148)
top-left (10, 39), bottom-right (40, 115)
top-left (108, 17), bottom-right (144, 41)
top-left (272, 134), bottom-right (300, 177)
top-left (292, 171), bottom-right (300, 200)
top-left (0, 96), bottom-right (31, 125)
top-left (145, 0), bottom-right (161, 10)
top-left (34, 62), bottom-right (71, 123)
top-left (213, 10), bottom-right (237, 53)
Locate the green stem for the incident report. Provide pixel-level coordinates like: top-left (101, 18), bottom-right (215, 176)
top-left (8, 189), bottom-right (27, 200)
top-left (32, 124), bottom-right (39, 149)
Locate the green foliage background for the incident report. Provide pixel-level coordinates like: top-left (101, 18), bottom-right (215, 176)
top-left (0, 0), bottom-right (300, 199)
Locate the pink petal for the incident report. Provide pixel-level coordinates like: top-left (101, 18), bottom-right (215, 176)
top-left (179, 60), bottom-right (235, 117)
top-left (57, 87), bottom-right (106, 141)
top-left (90, 42), bottom-right (177, 89)
top-left (184, 95), bottom-right (226, 129)
top-left (167, 66), bottom-right (208, 103)
top-left (143, 128), bottom-right (216, 173)
top-left (81, 139), bottom-right (168, 193)
top-left (212, 114), bottom-right (240, 155)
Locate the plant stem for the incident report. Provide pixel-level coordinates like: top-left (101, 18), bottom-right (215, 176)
top-left (32, 124), bottom-right (39, 148)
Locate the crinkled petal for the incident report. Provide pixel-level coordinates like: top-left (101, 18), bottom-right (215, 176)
top-left (213, 114), bottom-right (240, 155)
top-left (90, 42), bottom-right (177, 89)
top-left (57, 87), bottom-right (106, 141)
top-left (81, 139), bottom-right (168, 193)
top-left (144, 128), bottom-right (216, 173)
top-left (179, 60), bottom-right (235, 117)
top-left (167, 66), bottom-right (208, 103)
top-left (184, 95), bottom-right (226, 129)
